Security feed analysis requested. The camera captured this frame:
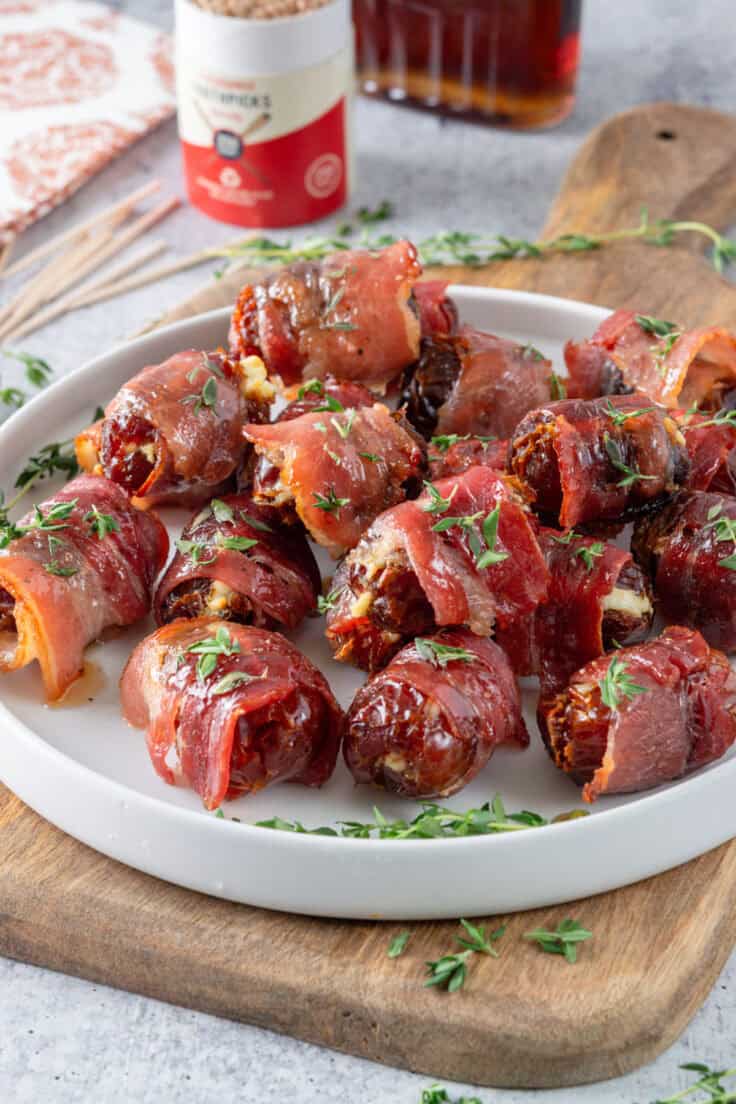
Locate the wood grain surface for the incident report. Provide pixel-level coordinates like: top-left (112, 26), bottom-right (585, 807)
top-left (4, 102), bottom-right (736, 1090)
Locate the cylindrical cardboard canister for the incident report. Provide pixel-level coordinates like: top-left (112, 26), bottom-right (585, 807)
top-left (175, 0), bottom-right (353, 228)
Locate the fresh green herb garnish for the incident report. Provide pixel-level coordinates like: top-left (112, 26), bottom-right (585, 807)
top-left (297, 378), bottom-right (323, 400)
top-left (415, 638), bottom-right (477, 668)
top-left (421, 481), bottom-right (458, 515)
top-left (185, 625), bottom-right (240, 681)
top-left (682, 408), bottom-right (736, 432)
top-left (357, 199), bottom-right (394, 223)
top-left (635, 314), bottom-right (680, 338)
top-left (317, 588), bottom-right (342, 614)
top-left (521, 343), bottom-right (546, 362)
top-left (43, 535), bottom-right (77, 577)
top-left (313, 486), bottom-right (349, 514)
top-left (217, 533), bottom-right (258, 552)
top-left (15, 439), bottom-right (79, 490)
top-left (523, 918), bottom-right (593, 963)
top-left (603, 433), bottom-right (657, 488)
top-left (387, 931), bottom-right (411, 958)
top-left (420, 1088), bottom-right (484, 1104)
top-left (548, 372), bottom-right (567, 401)
top-left (212, 670), bottom-right (257, 696)
top-left (240, 511), bottom-right (273, 533)
top-left (323, 446), bottom-right (342, 465)
top-left (210, 498), bottom-right (234, 523)
top-left (605, 399), bottom-right (657, 426)
top-left (475, 505), bottom-right (508, 569)
top-left (430, 434), bottom-right (470, 453)
top-left (84, 505), bottom-right (120, 540)
top-left (0, 387), bottom-right (25, 410)
top-left (331, 410), bottom-right (355, 439)
top-left (255, 794), bottom-right (587, 839)
top-left (575, 541), bottom-right (605, 571)
top-left (703, 503), bottom-right (736, 570)
top-left (425, 919), bottom-right (506, 992)
top-left (182, 375), bottom-right (218, 415)
top-left (599, 655), bottom-right (647, 710)
top-left (175, 538), bottom-right (216, 566)
top-left (359, 451), bottom-right (379, 463)
top-left (551, 529), bottom-right (581, 544)
top-left (655, 1064), bottom-right (736, 1104)
top-left (314, 394), bottom-right (344, 414)
top-left (322, 320), bottom-right (357, 332)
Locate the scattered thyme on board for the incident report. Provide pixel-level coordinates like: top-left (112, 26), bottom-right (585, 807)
top-left (0, 350), bottom-right (52, 410)
top-left (213, 202), bottom-right (736, 275)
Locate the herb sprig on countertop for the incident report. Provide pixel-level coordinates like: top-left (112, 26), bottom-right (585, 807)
top-left (253, 795), bottom-right (588, 839)
top-left (214, 204), bottom-right (736, 273)
top-left (0, 350), bottom-right (53, 411)
top-left (425, 919), bottom-right (506, 992)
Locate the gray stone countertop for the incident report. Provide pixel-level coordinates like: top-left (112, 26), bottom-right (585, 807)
top-left (1, 1), bottom-right (735, 1101)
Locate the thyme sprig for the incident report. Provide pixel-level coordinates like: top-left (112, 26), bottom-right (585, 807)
top-left (425, 919), bottom-right (506, 992)
top-left (523, 918), bottom-right (593, 963)
top-left (214, 206), bottom-right (736, 273)
top-left (185, 625), bottom-right (240, 681)
top-left (605, 398), bottom-right (657, 426)
top-left (255, 795), bottom-right (588, 839)
top-left (599, 655), bottom-right (648, 710)
top-left (313, 486), bottom-right (349, 514)
top-left (387, 931), bottom-right (411, 958)
top-left (604, 433), bottom-right (658, 488)
top-left (654, 1064), bottom-right (736, 1104)
top-left (415, 638), bottom-right (476, 668)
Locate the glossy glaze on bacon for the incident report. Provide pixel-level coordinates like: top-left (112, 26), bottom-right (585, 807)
top-left (402, 327), bottom-right (554, 441)
top-left (411, 280), bottom-right (458, 339)
top-left (0, 475), bottom-right (168, 700)
top-left (275, 376), bottom-right (375, 422)
top-left (565, 310), bottom-right (736, 409)
top-left (326, 465), bottom-right (549, 672)
top-left (633, 490), bottom-right (736, 652)
top-left (509, 394), bottom-right (690, 528)
top-left (681, 411), bottom-right (736, 495)
top-left (121, 619), bottom-right (343, 810)
top-left (75, 349), bottom-right (272, 508)
top-left (229, 241), bottom-right (422, 392)
top-left (495, 529), bottom-right (653, 692)
top-left (428, 435), bottom-right (508, 480)
top-left (539, 627), bottom-right (736, 802)
top-left (154, 493), bottom-right (320, 631)
top-left (244, 403), bottom-right (427, 558)
top-left (344, 629), bottom-right (528, 799)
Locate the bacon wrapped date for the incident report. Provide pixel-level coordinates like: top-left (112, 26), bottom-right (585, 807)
top-left (76, 349), bottom-right (273, 508)
top-left (428, 434), bottom-right (508, 480)
top-left (538, 627), bottom-right (736, 802)
top-left (412, 280), bottom-right (458, 339)
top-left (401, 327), bottom-right (554, 441)
top-left (495, 529), bottom-right (653, 692)
top-left (121, 619), bottom-right (343, 809)
top-left (565, 309), bottom-right (736, 409)
top-left (508, 394), bottom-right (690, 528)
top-left (0, 475), bottom-right (168, 700)
top-left (344, 629), bottom-right (528, 799)
top-left (680, 411), bottom-right (736, 494)
top-left (276, 376), bottom-right (374, 422)
top-left (632, 490), bottom-right (736, 652)
top-left (229, 241), bottom-right (422, 393)
top-left (154, 493), bottom-right (320, 631)
top-left (326, 464), bottom-right (549, 672)
top-left (244, 402), bottom-right (426, 558)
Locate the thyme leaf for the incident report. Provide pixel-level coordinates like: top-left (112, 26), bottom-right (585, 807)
top-left (523, 918), bottom-right (593, 963)
top-left (599, 655), bottom-right (647, 710)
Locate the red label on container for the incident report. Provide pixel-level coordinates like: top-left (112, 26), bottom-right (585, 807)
top-left (181, 98), bottom-right (347, 229)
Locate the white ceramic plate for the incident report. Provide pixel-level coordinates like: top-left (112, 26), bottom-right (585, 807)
top-left (1, 287), bottom-right (735, 921)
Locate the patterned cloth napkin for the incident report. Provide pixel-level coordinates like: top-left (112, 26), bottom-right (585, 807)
top-left (0, 0), bottom-right (175, 243)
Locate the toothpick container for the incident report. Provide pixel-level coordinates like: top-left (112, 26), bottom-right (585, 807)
top-left (175, 0), bottom-right (353, 228)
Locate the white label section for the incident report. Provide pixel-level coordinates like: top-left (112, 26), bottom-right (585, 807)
top-left (177, 47), bottom-right (352, 147)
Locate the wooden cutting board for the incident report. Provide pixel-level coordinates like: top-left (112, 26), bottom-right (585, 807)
top-left (4, 102), bottom-right (736, 1091)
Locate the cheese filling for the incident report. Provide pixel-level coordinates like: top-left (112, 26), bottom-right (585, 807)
top-left (601, 586), bottom-right (653, 619)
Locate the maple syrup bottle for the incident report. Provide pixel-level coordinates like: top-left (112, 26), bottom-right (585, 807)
top-left (354, 0), bottom-right (582, 129)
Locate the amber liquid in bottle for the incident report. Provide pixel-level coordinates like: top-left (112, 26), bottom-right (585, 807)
top-left (353, 0), bottom-right (582, 129)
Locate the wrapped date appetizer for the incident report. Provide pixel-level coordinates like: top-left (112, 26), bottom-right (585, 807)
top-left (401, 327), bottom-right (554, 440)
top-left (344, 629), bottom-right (528, 799)
top-left (275, 376), bottom-right (374, 423)
top-left (0, 475), bottom-right (168, 700)
top-left (154, 493), bottom-right (320, 631)
top-left (428, 433), bottom-right (508, 480)
top-left (508, 394), bottom-right (690, 528)
top-left (121, 619), bottom-right (343, 809)
top-left (539, 627), bottom-right (736, 803)
top-left (633, 490), bottom-right (736, 652)
top-left (565, 309), bottom-right (736, 409)
top-left (76, 349), bottom-right (273, 508)
top-left (229, 241), bottom-right (422, 393)
top-left (244, 401), bottom-right (426, 558)
top-left (326, 464), bottom-right (549, 672)
top-left (495, 529), bottom-right (653, 692)
top-left (680, 409), bottom-right (736, 495)
top-left (411, 280), bottom-right (458, 339)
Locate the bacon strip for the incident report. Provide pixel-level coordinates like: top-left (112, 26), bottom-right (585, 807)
top-left (229, 241), bottom-right (422, 392)
top-left (429, 435), bottom-right (508, 480)
top-left (496, 529), bottom-right (652, 692)
top-left (0, 474), bottom-right (168, 700)
top-left (412, 280), bottom-right (458, 338)
top-left (326, 465), bottom-right (549, 671)
top-left (244, 403), bottom-right (426, 558)
top-left (121, 619), bottom-right (343, 809)
top-left (75, 349), bottom-right (272, 508)
top-left (154, 492), bottom-right (319, 631)
top-left (344, 629), bottom-right (528, 799)
top-left (539, 627), bottom-right (736, 802)
top-left (565, 309), bottom-right (736, 409)
top-left (509, 394), bottom-right (690, 527)
top-left (680, 411), bottom-right (736, 495)
top-left (402, 327), bottom-right (553, 441)
top-left (633, 490), bottom-right (736, 653)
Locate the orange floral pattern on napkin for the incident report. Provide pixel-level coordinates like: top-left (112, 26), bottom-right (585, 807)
top-left (0, 0), bottom-right (175, 242)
